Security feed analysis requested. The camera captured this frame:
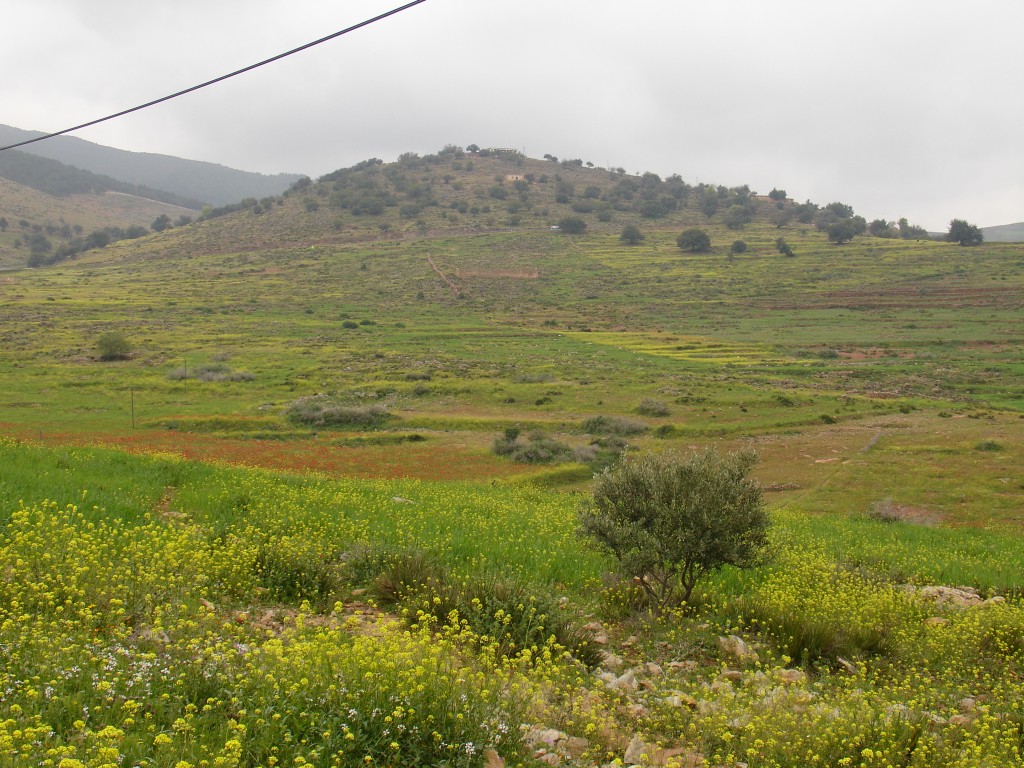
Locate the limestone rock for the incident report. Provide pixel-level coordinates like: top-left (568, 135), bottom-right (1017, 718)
top-left (562, 736), bottom-right (590, 758)
top-left (777, 669), bottom-right (807, 685)
top-left (664, 692), bottom-right (699, 709)
top-left (917, 585), bottom-right (983, 608)
top-left (959, 697), bottom-right (977, 712)
top-left (483, 748), bottom-right (504, 768)
top-left (609, 669), bottom-right (639, 691)
top-left (717, 634), bottom-right (759, 663)
top-left (601, 652), bottom-right (625, 671)
top-left (836, 657), bottom-right (859, 675)
top-left (624, 734), bottom-right (653, 765)
top-left (521, 725), bottom-right (589, 763)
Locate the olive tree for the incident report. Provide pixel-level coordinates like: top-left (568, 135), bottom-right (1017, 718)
top-left (96, 331), bottom-right (132, 361)
top-left (676, 228), bottom-right (711, 253)
top-left (579, 449), bottom-right (769, 609)
top-left (947, 219), bottom-right (983, 246)
top-left (620, 224), bottom-right (645, 245)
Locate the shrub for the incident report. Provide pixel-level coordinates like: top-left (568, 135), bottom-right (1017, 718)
top-left (867, 497), bottom-right (901, 523)
top-left (493, 429), bottom-right (574, 464)
top-left (407, 574), bottom-right (603, 668)
top-left (166, 364), bottom-right (255, 382)
top-left (581, 415), bottom-right (648, 436)
top-left (635, 398), bottom-right (671, 417)
top-left (285, 396), bottom-right (392, 429)
top-left (677, 228), bottom-right (711, 253)
top-left (620, 224), bottom-right (645, 245)
top-left (369, 549), bottom-right (447, 605)
top-left (975, 439), bottom-right (1003, 452)
top-left (579, 449), bottom-right (769, 609)
top-left (96, 331), bottom-right (131, 361)
top-left (558, 216), bottom-right (587, 234)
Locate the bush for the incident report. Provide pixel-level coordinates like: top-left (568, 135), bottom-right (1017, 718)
top-left (406, 574), bottom-right (603, 668)
top-left (635, 398), bottom-right (671, 417)
top-left (493, 429), bottom-right (574, 464)
top-left (285, 396), bottom-right (392, 429)
top-left (558, 216), bottom-right (587, 234)
top-left (579, 449), bottom-right (769, 609)
top-left (581, 415), bottom-right (648, 436)
top-left (729, 240), bottom-right (748, 255)
top-left (676, 228), bottom-right (711, 253)
top-left (166, 363), bottom-right (255, 383)
top-left (975, 439), bottom-right (1003, 452)
top-left (96, 331), bottom-right (131, 361)
top-left (620, 224), bottom-right (645, 245)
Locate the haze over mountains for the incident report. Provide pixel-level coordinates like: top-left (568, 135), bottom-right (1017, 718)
top-left (0, 124), bottom-right (304, 206)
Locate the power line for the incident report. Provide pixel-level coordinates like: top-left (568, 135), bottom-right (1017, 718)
top-left (0, 0), bottom-right (427, 153)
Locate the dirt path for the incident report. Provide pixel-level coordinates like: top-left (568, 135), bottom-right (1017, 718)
top-left (426, 254), bottom-right (461, 294)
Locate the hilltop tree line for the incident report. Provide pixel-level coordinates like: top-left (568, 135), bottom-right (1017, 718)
top-left (220, 144), bottom-right (984, 252)
top-left (9, 142), bottom-right (987, 270)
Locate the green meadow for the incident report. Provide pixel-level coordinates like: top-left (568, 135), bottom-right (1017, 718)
top-left (1, 150), bottom-right (1023, 766)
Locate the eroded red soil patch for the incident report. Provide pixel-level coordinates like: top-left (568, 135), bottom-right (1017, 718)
top-left (1, 424), bottom-right (530, 481)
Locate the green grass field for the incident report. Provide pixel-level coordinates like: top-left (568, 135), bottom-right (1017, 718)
top-left (2, 150), bottom-right (1023, 766)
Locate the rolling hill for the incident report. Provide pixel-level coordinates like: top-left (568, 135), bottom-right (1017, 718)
top-left (982, 221), bottom-right (1024, 242)
top-left (0, 123), bottom-right (304, 205)
top-left (0, 174), bottom-right (198, 269)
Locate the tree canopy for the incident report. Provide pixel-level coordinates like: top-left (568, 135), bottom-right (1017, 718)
top-left (579, 450), bottom-right (769, 608)
top-left (677, 228), bottom-right (711, 253)
top-left (620, 224), bottom-right (645, 245)
top-left (947, 219), bottom-right (983, 246)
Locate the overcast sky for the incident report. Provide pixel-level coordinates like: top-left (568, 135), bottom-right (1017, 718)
top-left (4, 0), bottom-right (1022, 230)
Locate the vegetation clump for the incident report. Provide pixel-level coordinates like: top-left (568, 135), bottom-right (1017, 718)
top-left (580, 449), bottom-right (769, 608)
top-left (582, 415), bottom-right (648, 436)
top-left (285, 395), bottom-right (392, 429)
top-left (492, 427), bottom-right (575, 464)
top-left (95, 331), bottom-right (132, 361)
top-left (676, 228), bottom-right (711, 253)
top-left (635, 398), bottom-right (671, 417)
top-left (947, 218), bottom-right (984, 246)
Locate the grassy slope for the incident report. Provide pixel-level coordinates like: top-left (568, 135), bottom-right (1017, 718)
top-left (4, 436), bottom-right (1024, 766)
top-left (0, 150), bottom-right (1021, 522)
top-left (0, 176), bottom-right (198, 269)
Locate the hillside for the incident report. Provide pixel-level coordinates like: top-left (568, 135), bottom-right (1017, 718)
top-left (0, 175), bottom-right (197, 269)
top-left (1, 146), bottom-right (1021, 512)
top-left (2, 146), bottom-right (1024, 767)
top-left (0, 147), bottom-right (203, 207)
top-left (982, 221), bottom-right (1024, 242)
top-left (0, 123), bottom-right (304, 205)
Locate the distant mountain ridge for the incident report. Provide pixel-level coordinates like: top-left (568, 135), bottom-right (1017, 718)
top-left (0, 124), bottom-right (304, 206)
top-left (0, 149), bottom-right (203, 209)
top-left (981, 222), bottom-right (1024, 243)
